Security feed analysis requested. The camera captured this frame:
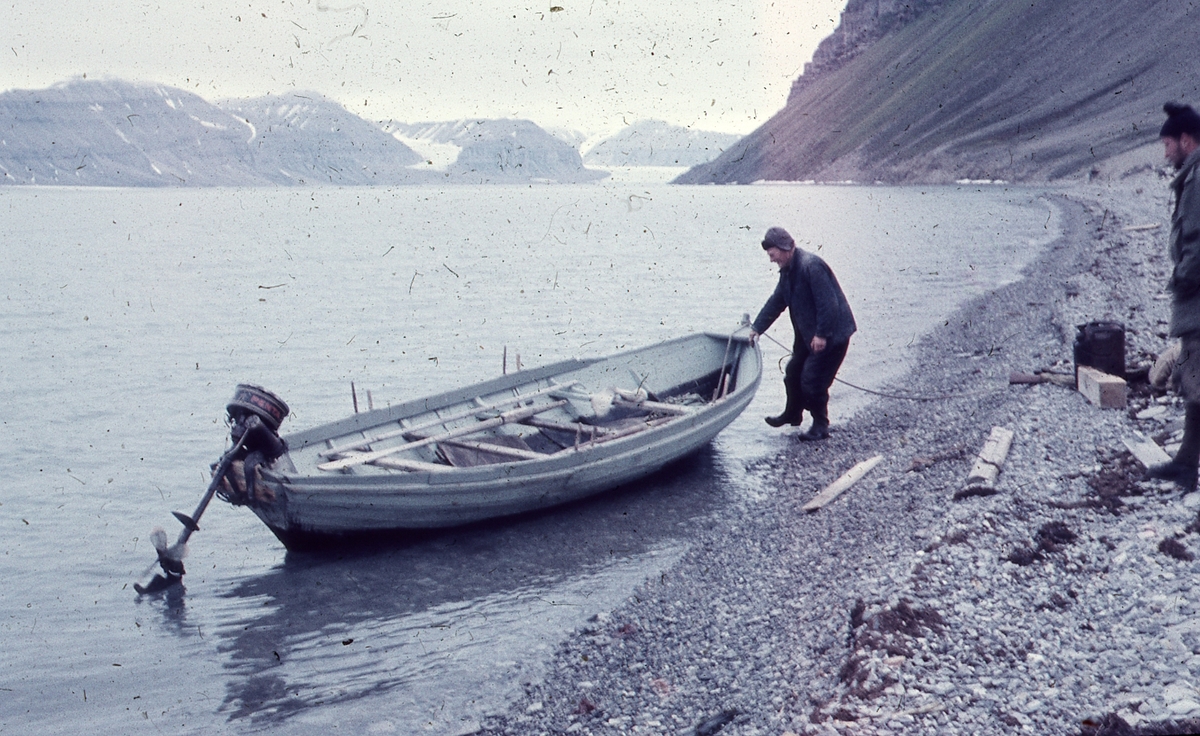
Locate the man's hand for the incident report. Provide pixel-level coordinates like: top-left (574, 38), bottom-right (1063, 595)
top-left (749, 330), bottom-right (759, 344)
top-left (811, 336), bottom-right (827, 353)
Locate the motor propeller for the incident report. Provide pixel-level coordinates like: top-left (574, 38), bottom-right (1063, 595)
top-left (134, 384), bottom-right (288, 596)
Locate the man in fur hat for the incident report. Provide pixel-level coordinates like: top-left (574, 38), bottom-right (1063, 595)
top-left (749, 227), bottom-right (856, 441)
top-left (1147, 102), bottom-right (1200, 490)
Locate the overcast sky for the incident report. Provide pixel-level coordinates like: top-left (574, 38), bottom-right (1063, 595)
top-left (2, 0), bottom-right (845, 135)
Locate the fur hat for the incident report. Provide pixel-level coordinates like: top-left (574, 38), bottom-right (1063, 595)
top-left (1161, 102), bottom-right (1200, 139)
top-left (761, 227), bottom-right (795, 251)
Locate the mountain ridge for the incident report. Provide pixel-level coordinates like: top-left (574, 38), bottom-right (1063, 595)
top-left (582, 120), bottom-right (740, 168)
top-left (0, 80), bottom-right (622, 186)
top-left (678, 0), bottom-right (1200, 185)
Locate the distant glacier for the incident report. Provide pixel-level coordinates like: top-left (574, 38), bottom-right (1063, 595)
top-left (0, 79), bottom-right (737, 187)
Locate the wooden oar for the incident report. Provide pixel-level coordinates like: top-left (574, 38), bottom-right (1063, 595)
top-left (521, 417), bottom-right (619, 437)
top-left (558, 414), bottom-right (676, 451)
top-left (440, 438), bottom-right (547, 461)
top-left (373, 414), bottom-right (679, 472)
top-left (612, 388), bottom-right (696, 415)
top-left (319, 381), bottom-right (579, 457)
top-left (318, 400), bottom-right (568, 471)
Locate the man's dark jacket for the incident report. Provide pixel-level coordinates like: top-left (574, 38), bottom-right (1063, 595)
top-left (752, 249), bottom-right (856, 345)
top-left (1169, 148), bottom-right (1200, 337)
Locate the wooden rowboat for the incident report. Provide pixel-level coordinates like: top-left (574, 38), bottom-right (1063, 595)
top-left (240, 332), bottom-right (761, 550)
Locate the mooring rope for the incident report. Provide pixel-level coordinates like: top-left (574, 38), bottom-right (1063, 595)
top-left (755, 331), bottom-right (1000, 402)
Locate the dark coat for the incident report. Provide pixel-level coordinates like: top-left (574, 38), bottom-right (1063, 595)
top-left (1169, 148), bottom-right (1200, 337)
top-left (752, 249), bottom-right (856, 345)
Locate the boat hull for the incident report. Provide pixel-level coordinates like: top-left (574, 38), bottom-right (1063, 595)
top-left (248, 332), bottom-right (760, 549)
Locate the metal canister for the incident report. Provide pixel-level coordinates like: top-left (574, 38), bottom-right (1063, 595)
top-left (1073, 321), bottom-right (1126, 386)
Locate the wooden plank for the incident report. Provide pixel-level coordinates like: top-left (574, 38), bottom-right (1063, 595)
top-left (319, 382), bottom-right (578, 457)
top-left (318, 400), bottom-right (567, 471)
top-left (803, 455), bottom-right (884, 512)
top-left (1077, 365), bottom-right (1127, 409)
top-left (966, 426), bottom-right (1015, 488)
top-left (1123, 432), bottom-right (1172, 468)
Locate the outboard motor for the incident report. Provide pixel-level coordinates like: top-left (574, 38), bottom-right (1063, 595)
top-left (136, 384), bottom-right (290, 596)
top-left (219, 384), bottom-right (289, 504)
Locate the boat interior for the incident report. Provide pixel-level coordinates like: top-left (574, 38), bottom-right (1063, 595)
top-left (286, 336), bottom-right (754, 476)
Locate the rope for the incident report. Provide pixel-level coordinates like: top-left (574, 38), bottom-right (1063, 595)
top-left (755, 331), bottom-right (1000, 402)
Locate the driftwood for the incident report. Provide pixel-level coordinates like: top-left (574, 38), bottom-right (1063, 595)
top-left (319, 400), bottom-right (568, 471)
top-left (1008, 372), bottom-right (1045, 384)
top-left (803, 455), bottom-right (884, 512)
top-left (965, 426), bottom-right (1015, 489)
top-left (1009, 371), bottom-right (1074, 387)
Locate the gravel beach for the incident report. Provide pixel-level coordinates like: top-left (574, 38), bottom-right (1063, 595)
top-left (476, 175), bottom-right (1200, 736)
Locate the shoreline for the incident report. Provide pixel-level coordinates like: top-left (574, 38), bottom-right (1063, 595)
top-left (478, 176), bottom-right (1197, 736)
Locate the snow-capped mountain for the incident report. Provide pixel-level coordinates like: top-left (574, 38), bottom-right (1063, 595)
top-left (583, 120), bottom-right (740, 167)
top-left (387, 119), bottom-right (607, 184)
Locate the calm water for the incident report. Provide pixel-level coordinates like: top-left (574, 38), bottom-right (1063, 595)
top-left (0, 182), bottom-right (1060, 734)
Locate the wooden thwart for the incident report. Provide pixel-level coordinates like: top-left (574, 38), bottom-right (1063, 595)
top-left (803, 455), bottom-right (884, 512)
top-left (966, 426), bottom-right (1014, 488)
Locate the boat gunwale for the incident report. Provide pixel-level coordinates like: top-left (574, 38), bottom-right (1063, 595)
top-left (270, 383), bottom-right (757, 492)
top-left (279, 331), bottom-right (752, 448)
top-left (265, 333), bottom-right (759, 489)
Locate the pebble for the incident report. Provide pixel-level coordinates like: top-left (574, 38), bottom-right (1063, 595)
top-left (476, 181), bottom-right (1200, 735)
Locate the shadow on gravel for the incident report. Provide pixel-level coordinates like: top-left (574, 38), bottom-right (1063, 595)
top-left (1080, 712), bottom-right (1200, 735)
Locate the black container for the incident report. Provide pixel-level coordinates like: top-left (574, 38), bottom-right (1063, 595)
top-left (1073, 321), bottom-right (1126, 385)
top-left (227, 384), bottom-right (290, 430)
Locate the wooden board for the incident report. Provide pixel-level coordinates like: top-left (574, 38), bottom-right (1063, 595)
top-left (1077, 365), bottom-right (1127, 409)
top-left (966, 426), bottom-right (1015, 488)
top-left (1123, 432), bottom-right (1171, 468)
top-left (803, 455), bottom-right (884, 512)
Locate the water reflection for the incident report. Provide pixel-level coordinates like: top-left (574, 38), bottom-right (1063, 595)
top-left (211, 448), bottom-right (730, 730)
top-left (133, 582), bottom-right (192, 632)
